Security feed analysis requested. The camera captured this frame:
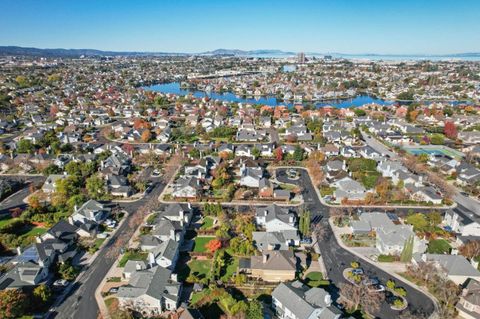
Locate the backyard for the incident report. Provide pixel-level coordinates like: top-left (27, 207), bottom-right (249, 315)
top-left (193, 236), bottom-right (216, 253)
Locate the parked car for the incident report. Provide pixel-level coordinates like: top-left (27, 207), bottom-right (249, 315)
top-left (352, 268), bottom-right (364, 275)
top-left (53, 279), bottom-right (69, 289)
top-left (370, 284), bottom-right (385, 292)
top-left (286, 169), bottom-right (298, 178)
top-left (362, 277), bottom-right (380, 286)
top-left (109, 287), bottom-right (119, 294)
top-left (152, 169), bottom-right (161, 177)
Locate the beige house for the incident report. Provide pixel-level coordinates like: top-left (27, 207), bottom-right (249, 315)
top-left (239, 250), bottom-right (297, 282)
top-left (456, 279), bottom-right (480, 319)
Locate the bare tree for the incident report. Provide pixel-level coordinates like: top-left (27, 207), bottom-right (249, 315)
top-left (339, 283), bottom-right (362, 311)
top-left (340, 282), bottom-right (384, 315)
top-left (459, 240), bottom-right (480, 260)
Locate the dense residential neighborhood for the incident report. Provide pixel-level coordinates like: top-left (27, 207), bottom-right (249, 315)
top-left (0, 50), bottom-right (479, 319)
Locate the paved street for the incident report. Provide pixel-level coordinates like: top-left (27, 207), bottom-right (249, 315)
top-left (0, 176), bottom-right (45, 216)
top-left (275, 168), bottom-right (435, 318)
top-left (50, 180), bottom-right (166, 319)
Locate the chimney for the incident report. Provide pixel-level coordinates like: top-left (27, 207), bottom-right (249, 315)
top-left (135, 262), bottom-right (142, 270)
top-left (262, 253), bottom-right (269, 264)
top-left (16, 246), bottom-right (22, 255)
top-left (36, 236), bottom-right (42, 243)
top-left (74, 205), bottom-right (78, 212)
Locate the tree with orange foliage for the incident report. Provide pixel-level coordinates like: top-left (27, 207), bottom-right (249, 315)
top-left (205, 239), bottom-right (222, 253)
top-left (141, 130), bottom-right (152, 143)
top-left (274, 147), bottom-right (283, 162)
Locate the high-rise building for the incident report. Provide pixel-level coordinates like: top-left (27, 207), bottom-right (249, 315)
top-left (297, 52), bottom-right (305, 64)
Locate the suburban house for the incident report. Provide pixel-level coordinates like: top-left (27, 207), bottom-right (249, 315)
top-left (171, 177), bottom-right (201, 199)
top-left (413, 253), bottom-right (480, 285)
top-left (351, 212), bottom-right (426, 256)
top-left (271, 281), bottom-right (342, 319)
top-left (147, 239), bottom-right (179, 270)
top-left (239, 164), bottom-right (264, 188)
top-left (117, 266), bottom-right (181, 316)
top-left (443, 209), bottom-right (480, 237)
top-left (332, 177), bottom-right (367, 203)
top-left (252, 230), bottom-right (300, 251)
top-left (42, 174), bottom-right (68, 193)
top-left (255, 205), bottom-right (297, 232)
top-left (239, 250), bottom-right (297, 282)
top-left (456, 279), bottom-right (480, 319)
top-left (70, 199), bottom-right (111, 226)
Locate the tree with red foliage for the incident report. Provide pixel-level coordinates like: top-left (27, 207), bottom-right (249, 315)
top-left (122, 143), bottom-right (134, 155)
top-left (205, 239), bottom-right (222, 253)
top-left (444, 121), bottom-right (457, 139)
top-left (275, 147), bottom-right (283, 162)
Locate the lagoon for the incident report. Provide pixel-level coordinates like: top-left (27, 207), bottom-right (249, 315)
top-left (144, 82), bottom-right (470, 109)
top-left (144, 82), bottom-right (393, 108)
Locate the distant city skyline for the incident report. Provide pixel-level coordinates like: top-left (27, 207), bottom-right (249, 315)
top-left (1, 0), bottom-right (479, 55)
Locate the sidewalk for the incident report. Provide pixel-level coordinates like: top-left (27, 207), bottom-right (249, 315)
top-left (328, 218), bottom-right (440, 319)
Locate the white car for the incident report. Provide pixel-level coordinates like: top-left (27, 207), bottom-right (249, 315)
top-left (53, 279), bottom-right (69, 288)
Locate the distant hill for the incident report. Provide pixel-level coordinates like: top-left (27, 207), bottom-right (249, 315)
top-left (0, 46), bottom-right (186, 57)
top-left (0, 45), bottom-right (478, 59)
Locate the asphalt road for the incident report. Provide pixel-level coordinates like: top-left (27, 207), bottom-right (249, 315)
top-left (275, 168), bottom-right (435, 318)
top-left (50, 179), bottom-right (166, 319)
top-left (0, 176), bottom-right (45, 216)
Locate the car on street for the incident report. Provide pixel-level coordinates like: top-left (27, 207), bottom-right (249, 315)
top-left (286, 168), bottom-right (298, 178)
top-left (53, 279), bottom-right (70, 289)
top-left (152, 169), bottom-right (161, 177)
top-left (352, 268), bottom-right (364, 275)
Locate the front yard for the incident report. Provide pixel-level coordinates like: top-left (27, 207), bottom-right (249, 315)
top-left (118, 250), bottom-right (148, 267)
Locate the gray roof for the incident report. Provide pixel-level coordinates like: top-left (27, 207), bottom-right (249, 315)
top-left (272, 281), bottom-right (337, 319)
top-left (150, 239), bottom-right (179, 261)
top-left (255, 204), bottom-right (295, 224)
top-left (421, 254), bottom-right (480, 277)
top-left (252, 231), bottom-right (299, 251)
top-left (117, 266), bottom-right (180, 303)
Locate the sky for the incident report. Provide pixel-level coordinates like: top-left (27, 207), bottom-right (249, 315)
top-left (0, 0), bottom-right (479, 54)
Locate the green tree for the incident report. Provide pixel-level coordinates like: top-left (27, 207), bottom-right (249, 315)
top-left (430, 134), bottom-right (445, 145)
top-left (42, 164), bottom-right (62, 175)
top-left (252, 147), bottom-right (261, 158)
top-left (0, 289), bottom-right (27, 319)
top-left (58, 261), bottom-right (79, 281)
top-left (246, 300), bottom-right (263, 319)
top-left (16, 139), bottom-right (35, 154)
top-left (293, 145), bottom-right (304, 161)
top-left (86, 175), bottom-right (105, 200)
top-left (33, 284), bottom-right (52, 302)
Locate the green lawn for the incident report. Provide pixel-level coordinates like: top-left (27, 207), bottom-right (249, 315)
top-left (427, 239), bottom-right (451, 254)
top-left (118, 251), bottom-right (148, 267)
top-left (305, 272), bottom-right (329, 287)
top-left (193, 236), bottom-right (216, 253)
top-left (200, 217), bottom-right (215, 230)
top-left (0, 216), bottom-right (18, 228)
top-left (221, 255), bottom-right (238, 282)
top-left (378, 254), bottom-right (397, 262)
top-left (22, 227), bottom-right (47, 237)
top-left (189, 259), bottom-right (212, 278)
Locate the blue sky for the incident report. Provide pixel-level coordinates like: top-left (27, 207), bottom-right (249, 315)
top-left (0, 0), bottom-right (478, 54)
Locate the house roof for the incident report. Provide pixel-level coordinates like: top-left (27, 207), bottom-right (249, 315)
top-left (117, 266), bottom-right (180, 302)
top-left (250, 250), bottom-right (297, 271)
top-left (272, 281), bottom-right (335, 319)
